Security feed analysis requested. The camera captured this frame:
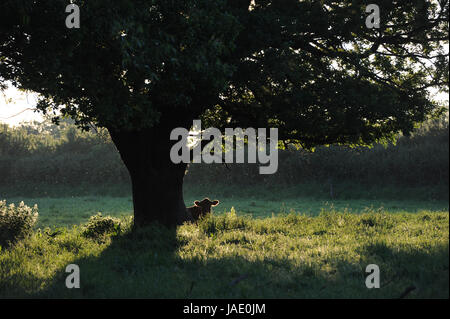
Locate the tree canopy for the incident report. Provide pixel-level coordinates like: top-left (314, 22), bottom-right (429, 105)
top-left (1, 0), bottom-right (448, 147)
top-left (1, 0), bottom-right (448, 226)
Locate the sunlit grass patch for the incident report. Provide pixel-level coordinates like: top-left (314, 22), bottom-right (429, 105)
top-left (0, 210), bottom-right (448, 298)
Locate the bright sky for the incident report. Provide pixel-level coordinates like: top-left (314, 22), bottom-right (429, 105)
top-left (0, 85), bottom-right (43, 126)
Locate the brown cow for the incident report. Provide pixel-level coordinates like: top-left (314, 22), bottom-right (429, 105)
top-left (187, 198), bottom-right (220, 221)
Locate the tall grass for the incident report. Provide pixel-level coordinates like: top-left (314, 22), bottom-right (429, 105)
top-left (0, 118), bottom-right (448, 197)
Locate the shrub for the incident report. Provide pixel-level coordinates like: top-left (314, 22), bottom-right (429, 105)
top-left (82, 213), bottom-right (121, 240)
top-left (0, 200), bottom-right (38, 247)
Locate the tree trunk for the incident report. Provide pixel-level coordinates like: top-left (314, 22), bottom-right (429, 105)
top-left (108, 125), bottom-right (193, 228)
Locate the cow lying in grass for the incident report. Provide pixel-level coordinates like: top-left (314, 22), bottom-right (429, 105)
top-left (187, 198), bottom-right (220, 221)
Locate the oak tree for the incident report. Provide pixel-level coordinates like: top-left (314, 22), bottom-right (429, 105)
top-left (1, 0), bottom-right (448, 226)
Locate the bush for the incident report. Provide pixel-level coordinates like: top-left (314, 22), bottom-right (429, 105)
top-left (0, 200), bottom-right (38, 247)
top-left (82, 213), bottom-right (121, 240)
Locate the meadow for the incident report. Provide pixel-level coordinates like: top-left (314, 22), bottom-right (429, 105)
top-left (0, 208), bottom-right (448, 299)
top-left (0, 118), bottom-right (448, 299)
top-left (1, 182), bottom-right (448, 299)
top-left (4, 184), bottom-right (449, 229)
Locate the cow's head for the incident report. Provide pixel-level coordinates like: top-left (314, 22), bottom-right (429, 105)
top-left (194, 198), bottom-right (220, 215)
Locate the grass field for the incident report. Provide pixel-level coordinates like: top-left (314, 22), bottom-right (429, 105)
top-left (0, 210), bottom-right (448, 298)
top-left (4, 183), bottom-right (449, 228)
top-left (1, 184), bottom-right (448, 299)
top-left (3, 195), bottom-right (449, 229)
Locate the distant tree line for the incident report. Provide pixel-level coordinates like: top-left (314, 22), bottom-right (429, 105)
top-left (0, 117), bottom-right (448, 192)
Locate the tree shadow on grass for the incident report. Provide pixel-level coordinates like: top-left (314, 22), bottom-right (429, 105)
top-left (9, 223), bottom-right (450, 299)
